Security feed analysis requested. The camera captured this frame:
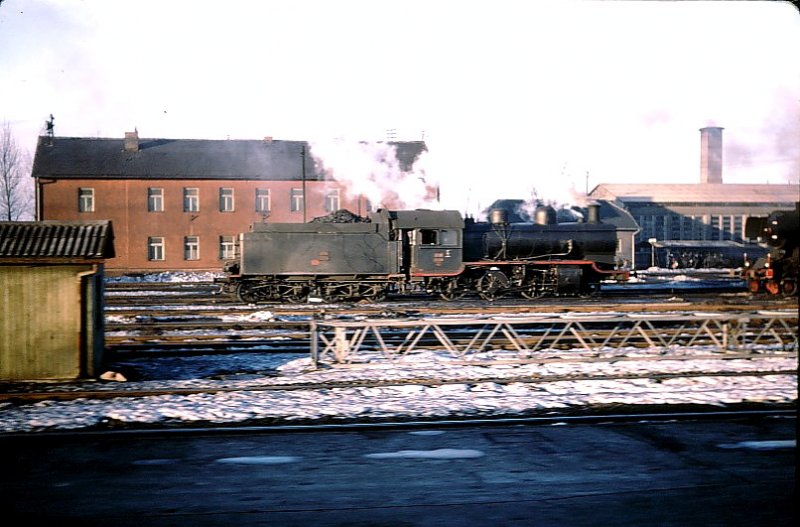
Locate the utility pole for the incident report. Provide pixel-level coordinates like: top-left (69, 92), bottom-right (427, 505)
top-left (301, 144), bottom-right (307, 222)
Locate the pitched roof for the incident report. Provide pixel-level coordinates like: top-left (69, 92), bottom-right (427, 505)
top-left (0, 221), bottom-right (115, 260)
top-left (32, 136), bottom-right (427, 180)
top-left (589, 183), bottom-right (799, 204)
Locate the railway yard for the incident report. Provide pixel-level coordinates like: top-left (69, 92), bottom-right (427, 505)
top-left (0, 270), bottom-right (796, 434)
top-left (1, 270), bottom-right (796, 525)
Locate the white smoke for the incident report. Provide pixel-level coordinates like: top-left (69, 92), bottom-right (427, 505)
top-left (308, 139), bottom-right (440, 211)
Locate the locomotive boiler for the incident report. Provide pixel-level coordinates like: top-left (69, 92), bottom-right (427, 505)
top-left (221, 203), bottom-right (627, 303)
top-left (446, 204), bottom-right (622, 300)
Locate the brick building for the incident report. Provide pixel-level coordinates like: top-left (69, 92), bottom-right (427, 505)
top-left (32, 132), bottom-right (427, 273)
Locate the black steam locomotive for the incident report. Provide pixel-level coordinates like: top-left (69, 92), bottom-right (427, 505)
top-left (221, 204), bottom-right (628, 303)
top-left (741, 203), bottom-right (799, 296)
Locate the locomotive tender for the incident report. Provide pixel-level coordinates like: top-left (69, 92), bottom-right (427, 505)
top-left (741, 202), bottom-right (799, 296)
top-left (222, 204), bottom-right (628, 303)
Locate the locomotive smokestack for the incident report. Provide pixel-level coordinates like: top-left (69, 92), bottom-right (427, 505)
top-left (587, 203), bottom-right (601, 224)
top-left (699, 126), bottom-right (723, 184)
top-left (489, 208), bottom-right (509, 225)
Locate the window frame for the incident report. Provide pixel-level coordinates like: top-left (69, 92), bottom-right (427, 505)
top-left (219, 187), bottom-right (235, 212)
top-left (290, 188), bottom-right (304, 212)
top-left (78, 188), bottom-right (95, 213)
top-left (255, 188), bottom-right (271, 213)
top-left (148, 187), bottom-right (164, 212)
top-left (219, 235), bottom-right (236, 260)
top-left (148, 236), bottom-right (165, 261)
top-left (183, 187), bottom-right (200, 212)
top-left (184, 235), bottom-right (200, 261)
top-left (325, 188), bottom-right (340, 213)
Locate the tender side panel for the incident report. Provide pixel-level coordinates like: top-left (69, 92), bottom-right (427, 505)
top-left (241, 224), bottom-right (398, 276)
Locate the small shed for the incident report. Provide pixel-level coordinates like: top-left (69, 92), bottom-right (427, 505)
top-left (0, 220), bottom-right (114, 381)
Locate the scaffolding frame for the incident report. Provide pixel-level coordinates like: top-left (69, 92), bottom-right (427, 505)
top-left (310, 311), bottom-right (798, 366)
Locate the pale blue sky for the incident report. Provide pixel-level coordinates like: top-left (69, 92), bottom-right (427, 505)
top-left (2, 0), bottom-right (798, 214)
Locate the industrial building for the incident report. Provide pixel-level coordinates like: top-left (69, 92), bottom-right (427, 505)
top-left (589, 127), bottom-right (799, 268)
top-left (32, 131), bottom-right (427, 273)
top-left (0, 220), bottom-right (114, 381)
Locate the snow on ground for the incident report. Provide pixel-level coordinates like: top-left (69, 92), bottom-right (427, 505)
top-left (105, 271), bottom-right (225, 283)
top-left (0, 270), bottom-right (793, 434)
top-left (0, 347), bottom-right (795, 434)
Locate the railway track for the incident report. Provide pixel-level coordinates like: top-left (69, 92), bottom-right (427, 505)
top-left (1, 367), bottom-right (794, 404)
top-left (103, 292), bottom-right (797, 358)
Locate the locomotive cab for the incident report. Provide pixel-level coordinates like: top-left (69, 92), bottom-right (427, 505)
top-left (385, 210), bottom-right (465, 277)
top-left (407, 226), bottom-right (462, 275)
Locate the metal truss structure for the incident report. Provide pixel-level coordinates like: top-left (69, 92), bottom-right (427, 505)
top-left (310, 310), bottom-right (798, 366)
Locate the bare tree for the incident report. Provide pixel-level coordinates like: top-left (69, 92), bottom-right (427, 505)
top-left (0, 121), bottom-right (34, 221)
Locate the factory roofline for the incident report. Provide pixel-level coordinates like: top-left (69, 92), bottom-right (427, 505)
top-left (32, 135), bottom-right (427, 180)
top-left (589, 183), bottom-right (799, 205)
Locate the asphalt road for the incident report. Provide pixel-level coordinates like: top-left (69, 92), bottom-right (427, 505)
top-left (1, 416), bottom-right (795, 526)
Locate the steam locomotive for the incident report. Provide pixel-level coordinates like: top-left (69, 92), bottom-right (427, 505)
top-left (741, 203), bottom-right (799, 296)
top-left (221, 203), bottom-right (628, 303)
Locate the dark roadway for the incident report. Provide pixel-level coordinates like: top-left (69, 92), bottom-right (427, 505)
top-left (0, 416), bottom-right (795, 526)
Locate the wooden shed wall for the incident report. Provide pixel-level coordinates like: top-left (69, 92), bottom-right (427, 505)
top-left (0, 265), bottom-right (102, 381)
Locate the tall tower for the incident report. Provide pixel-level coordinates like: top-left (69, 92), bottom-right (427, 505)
top-left (699, 126), bottom-right (723, 184)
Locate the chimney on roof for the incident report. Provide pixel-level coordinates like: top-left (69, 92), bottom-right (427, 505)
top-left (699, 126), bottom-right (723, 184)
top-left (124, 129), bottom-right (139, 152)
top-left (264, 136), bottom-right (273, 143)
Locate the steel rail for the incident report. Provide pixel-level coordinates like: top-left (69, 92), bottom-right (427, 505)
top-left (1, 369), bottom-right (793, 403)
top-left (1, 407), bottom-right (794, 439)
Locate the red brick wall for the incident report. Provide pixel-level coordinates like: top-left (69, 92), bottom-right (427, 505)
top-left (39, 178), bottom-right (370, 272)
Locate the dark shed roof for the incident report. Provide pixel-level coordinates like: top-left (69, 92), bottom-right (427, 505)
top-left (0, 221), bottom-right (115, 259)
top-left (32, 136), bottom-right (427, 180)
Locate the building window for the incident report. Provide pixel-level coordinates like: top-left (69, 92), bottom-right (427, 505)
top-left (184, 236), bottom-right (200, 260)
top-left (290, 188), bottom-right (304, 212)
top-left (220, 235), bottom-right (236, 260)
top-left (325, 188), bottom-right (340, 212)
top-left (668, 214), bottom-right (681, 241)
top-left (78, 188), bottom-right (94, 212)
top-left (148, 237), bottom-right (165, 261)
top-left (184, 188), bottom-right (199, 212)
top-left (148, 188), bottom-right (164, 212)
top-left (680, 216), bottom-right (693, 241)
top-left (710, 215), bottom-right (721, 241)
top-left (219, 188), bottom-right (234, 212)
top-left (733, 216), bottom-right (743, 242)
top-left (255, 189), bottom-right (271, 213)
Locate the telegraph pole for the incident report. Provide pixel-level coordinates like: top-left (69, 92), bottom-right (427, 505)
top-left (301, 144), bottom-right (307, 222)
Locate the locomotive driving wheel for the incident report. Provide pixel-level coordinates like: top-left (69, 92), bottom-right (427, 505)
top-left (520, 287), bottom-right (544, 300)
top-left (280, 283), bottom-right (308, 303)
top-left (765, 280), bottom-right (781, 295)
top-left (236, 282), bottom-right (259, 304)
top-left (477, 270), bottom-right (509, 301)
top-left (439, 277), bottom-right (467, 301)
top-left (361, 284), bottom-right (388, 302)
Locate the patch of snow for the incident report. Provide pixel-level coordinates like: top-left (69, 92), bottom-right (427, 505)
top-left (364, 449), bottom-right (485, 459)
top-left (106, 272), bottom-right (224, 283)
top-left (717, 440), bottom-right (795, 451)
top-left (215, 456), bottom-right (302, 464)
